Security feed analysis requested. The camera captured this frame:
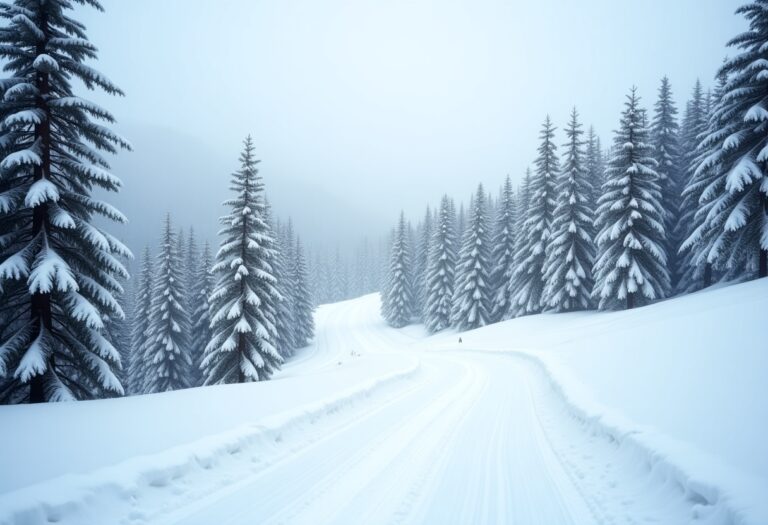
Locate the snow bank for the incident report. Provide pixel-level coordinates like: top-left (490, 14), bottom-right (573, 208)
top-left (0, 362), bottom-right (420, 525)
top-left (426, 278), bottom-right (768, 525)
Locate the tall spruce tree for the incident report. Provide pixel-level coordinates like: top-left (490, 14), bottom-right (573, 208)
top-left (542, 108), bottom-right (595, 311)
top-left (675, 80), bottom-right (711, 292)
top-left (451, 184), bottom-right (492, 330)
top-left (203, 136), bottom-right (282, 384)
top-left (271, 215), bottom-right (296, 359)
top-left (189, 241), bottom-right (213, 388)
top-left (128, 246), bottom-right (152, 394)
top-left (502, 170), bottom-right (532, 319)
top-left (456, 202), bottom-right (466, 243)
top-left (651, 76), bottom-right (684, 292)
top-left (593, 88), bottom-right (670, 310)
top-left (0, 0), bottom-right (131, 402)
top-left (585, 126), bottom-right (604, 212)
top-left (291, 237), bottom-right (314, 348)
top-left (510, 117), bottom-right (559, 316)
top-left (424, 195), bottom-right (457, 333)
top-left (413, 206), bottom-right (433, 318)
top-left (141, 215), bottom-right (192, 393)
top-left (489, 175), bottom-right (516, 321)
top-left (381, 212), bottom-right (414, 328)
top-left (184, 227), bottom-right (199, 312)
top-left (684, 3), bottom-right (768, 280)
top-left (106, 273), bottom-right (131, 394)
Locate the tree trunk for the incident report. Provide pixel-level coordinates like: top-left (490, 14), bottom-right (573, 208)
top-left (626, 292), bottom-right (634, 310)
top-left (237, 333), bottom-right (245, 383)
top-left (29, 14), bottom-right (51, 403)
top-left (760, 249), bottom-right (767, 279)
top-left (703, 263), bottom-right (712, 288)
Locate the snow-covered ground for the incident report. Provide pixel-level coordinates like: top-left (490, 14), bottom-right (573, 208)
top-left (0, 279), bottom-right (765, 524)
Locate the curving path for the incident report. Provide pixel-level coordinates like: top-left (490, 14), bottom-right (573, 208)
top-left (152, 295), bottom-right (692, 525)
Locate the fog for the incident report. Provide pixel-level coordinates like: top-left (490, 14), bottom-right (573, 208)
top-left (77, 0), bottom-right (743, 255)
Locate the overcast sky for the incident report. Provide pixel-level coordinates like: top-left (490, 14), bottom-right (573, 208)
top-left (77, 0), bottom-right (744, 255)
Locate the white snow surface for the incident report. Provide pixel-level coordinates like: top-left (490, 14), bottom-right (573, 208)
top-left (0, 279), bottom-right (766, 525)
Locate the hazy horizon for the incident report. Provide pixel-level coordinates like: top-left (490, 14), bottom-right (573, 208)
top-left (78, 0), bottom-right (743, 256)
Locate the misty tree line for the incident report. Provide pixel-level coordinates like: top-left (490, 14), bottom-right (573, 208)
top-left (308, 240), bottom-right (388, 305)
top-left (0, 1), bottom-right (314, 403)
top-left (382, 2), bottom-right (768, 329)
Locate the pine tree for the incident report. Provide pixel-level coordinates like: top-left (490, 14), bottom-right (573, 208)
top-left (291, 237), bottom-right (315, 347)
top-left (184, 227), bottom-right (199, 311)
top-left (0, 0), bottom-right (131, 402)
top-left (683, 4), bottom-right (768, 280)
top-left (501, 170), bottom-right (532, 319)
top-left (203, 137), bottom-right (281, 384)
top-left (141, 216), bottom-right (192, 393)
top-left (675, 80), bottom-right (711, 292)
top-left (456, 202), bottom-right (466, 242)
top-left (651, 77), bottom-right (683, 291)
top-left (381, 212), bottom-right (414, 328)
top-left (680, 72), bottom-right (739, 278)
top-left (189, 241), bottom-right (213, 388)
top-left (106, 273), bottom-right (132, 394)
top-left (510, 117), bottom-right (559, 316)
top-left (543, 108), bottom-right (595, 311)
top-left (128, 246), bottom-right (153, 394)
top-left (270, 215), bottom-right (295, 359)
top-left (451, 184), bottom-right (492, 330)
top-left (489, 175), bottom-right (516, 321)
top-left (413, 206), bottom-right (433, 317)
top-left (424, 195), bottom-right (457, 333)
top-left (593, 88), bottom-right (670, 310)
top-left (585, 126), bottom-right (604, 211)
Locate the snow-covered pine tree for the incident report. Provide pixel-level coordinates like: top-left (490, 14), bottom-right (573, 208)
top-left (514, 169), bottom-right (533, 256)
top-left (202, 136), bottom-right (281, 384)
top-left (269, 214), bottom-right (295, 359)
top-left (542, 108), bottom-right (595, 311)
top-left (311, 251), bottom-right (329, 305)
top-left (0, 0), bottom-right (131, 402)
top-left (188, 241), bottom-right (213, 388)
top-left (500, 169), bottom-right (532, 320)
top-left (413, 206), bottom-right (432, 318)
top-left (593, 88), bottom-right (670, 310)
top-left (651, 76), bottom-right (684, 291)
top-left (489, 175), bottom-right (516, 321)
top-left (381, 212), bottom-right (414, 328)
top-left (451, 184), bottom-right (492, 330)
top-left (674, 80), bottom-right (710, 292)
top-left (184, 227), bottom-right (199, 312)
top-left (585, 126), bottom-right (604, 212)
top-left (128, 246), bottom-right (152, 394)
top-left (424, 195), bottom-right (457, 333)
top-left (140, 215), bottom-right (192, 393)
top-left (176, 227), bottom-right (185, 278)
top-left (510, 117), bottom-right (559, 316)
top-left (683, 4), bottom-right (768, 280)
top-left (291, 237), bottom-right (314, 347)
top-left (105, 272), bottom-right (131, 394)
top-left (456, 202), bottom-right (466, 243)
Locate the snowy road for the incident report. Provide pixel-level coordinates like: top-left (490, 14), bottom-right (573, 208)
top-left (149, 295), bottom-right (692, 525)
top-left (1, 289), bottom-right (758, 525)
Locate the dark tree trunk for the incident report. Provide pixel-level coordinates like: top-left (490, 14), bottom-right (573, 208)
top-left (29, 13), bottom-right (51, 404)
top-left (760, 249), bottom-right (767, 279)
top-left (703, 263), bottom-right (712, 288)
top-left (237, 333), bottom-right (245, 384)
top-left (626, 292), bottom-right (634, 310)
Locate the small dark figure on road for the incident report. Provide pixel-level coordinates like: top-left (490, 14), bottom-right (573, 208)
top-left (458, 337), bottom-right (462, 344)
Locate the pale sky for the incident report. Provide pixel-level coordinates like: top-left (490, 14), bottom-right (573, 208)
top-left (77, 0), bottom-right (744, 255)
